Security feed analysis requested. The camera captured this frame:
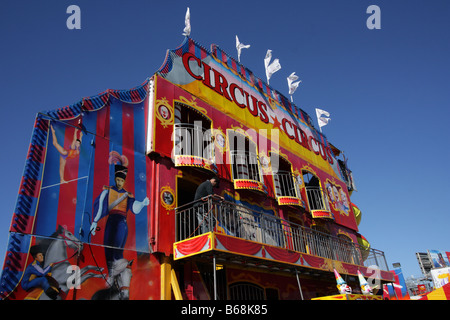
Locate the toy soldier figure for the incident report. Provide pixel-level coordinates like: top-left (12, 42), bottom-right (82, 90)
top-left (21, 245), bottom-right (60, 300)
top-left (90, 164), bottom-right (149, 287)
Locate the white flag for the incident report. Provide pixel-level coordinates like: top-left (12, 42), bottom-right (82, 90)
top-left (287, 72), bottom-right (302, 101)
top-left (236, 35), bottom-right (250, 63)
top-left (315, 108), bottom-right (331, 132)
top-left (182, 7), bottom-right (191, 37)
top-left (264, 50), bottom-right (281, 84)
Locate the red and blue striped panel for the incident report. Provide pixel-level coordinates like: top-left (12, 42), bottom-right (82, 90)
top-left (1, 79), bottom-right (151, 298)
top-left (33, 97), bottom-right (150, 253)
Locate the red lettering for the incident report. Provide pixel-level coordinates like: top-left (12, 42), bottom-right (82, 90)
top-left (229, 83), bottom-right (246, 108)
top-left (298, 127), bottom-right (310, 151)
top-left (244, 91), bottom-right (251, 112)
top-left (247, 95), bottom-right (259, 117)
top-left (213, 69), bottom-right (232, 101)
top-left (181, 53), bottom-right (334, 165)
top-left (293, 125), bottom-right (302, 145)
top-left (182, 52), bottom-right (203, 80)
top-left (318, 142), bottom-right (328, 161)
top-left (202, 62), bottom-right (214, 90)
top-left (258, 101), bottom-right (269, 124)
top-left (326, 147), bottom-right (334, 164)
top-left (290, 125), bottom-right (310, 151)
top-left (282, 118), bottom-right (295, 140)
top-left (309, 137), bottom-right (320, 155)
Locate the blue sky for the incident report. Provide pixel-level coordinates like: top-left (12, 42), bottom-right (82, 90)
top-left (1, 0), bottom-right (449, 281)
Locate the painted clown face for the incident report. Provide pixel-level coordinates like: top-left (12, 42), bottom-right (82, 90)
top-left (362, 285), bottom-right (373, 295)
top-left (338, 283), bottom-right (352, 294)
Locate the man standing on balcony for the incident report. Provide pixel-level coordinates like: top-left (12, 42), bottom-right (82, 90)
top-left (193, 175), bottom-right (222, 235)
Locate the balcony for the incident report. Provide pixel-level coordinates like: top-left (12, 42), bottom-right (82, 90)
top-left (273, 170), bottom-right (302, 206)
top-left (230, 150), bottom-right (265, 193)
top-left (174, 195), bottom-right (394, 281)
top-left (304, 186), bottom-right (334, 219)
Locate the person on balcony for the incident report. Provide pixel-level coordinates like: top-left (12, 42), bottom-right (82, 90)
top-left (193, 175), bottom-right (222, 235)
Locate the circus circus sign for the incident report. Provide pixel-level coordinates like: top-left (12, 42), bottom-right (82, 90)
top-left (158, 43), bottom-right (336, 169)
top-left (181, 52), bottom-right (335, 166)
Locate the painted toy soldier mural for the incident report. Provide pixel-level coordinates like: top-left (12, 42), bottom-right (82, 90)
top-left (90, 152), bottom-right (149, 296)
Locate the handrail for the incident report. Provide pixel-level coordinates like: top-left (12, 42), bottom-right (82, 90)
top-left (175, 195), bottom-right (388, 271)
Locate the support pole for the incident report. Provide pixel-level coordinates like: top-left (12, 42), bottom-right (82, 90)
top-left (171, 269), bottom-right (183, 300)
top-left (160, 256), bottom-right (172, 300)
top-left (295, 269), bottom-right (304, 300)
top-left (213, 254), bottom-right (217, 300)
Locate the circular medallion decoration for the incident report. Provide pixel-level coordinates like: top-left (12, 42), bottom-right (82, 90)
top-left (213, 129), bottom-right (226, 153)
top-left (160, 185), bottom-right (176, 211)
top-left (155, 97), bottom-right (174, 128)
top-left (158, 105), bottom-right (171, 120)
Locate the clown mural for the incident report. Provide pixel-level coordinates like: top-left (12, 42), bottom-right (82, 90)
top-left (325, 181), bottom-right (350, 215)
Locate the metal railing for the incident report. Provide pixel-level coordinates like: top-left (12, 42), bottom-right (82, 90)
top-left (174, 123), bottom-right (213, 160)
top-left (273, 170), bottom-right (298, 198)
top-left (175, 195), bottom-right (388, 271)
top-left (305, 186), bottom-right (329, 211)
top-left (230, 150), bottom-right (261, 182)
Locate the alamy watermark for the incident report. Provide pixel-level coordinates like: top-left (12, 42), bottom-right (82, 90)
top-left (366, 265), bottom-right (382, 292)
top-left (367, 5), bottom-right (381, 30)
top-left (171, 123), bottom-right (281, 175)
top-left (66, 5), bottom-right (81, 30)
top-left (66, 5), bottom-right (380, 31)
top-left (66, 265), bottom-right (81, 290)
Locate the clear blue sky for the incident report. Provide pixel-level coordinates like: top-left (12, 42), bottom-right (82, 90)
top-left (1, 0), bottom-right (449, 280)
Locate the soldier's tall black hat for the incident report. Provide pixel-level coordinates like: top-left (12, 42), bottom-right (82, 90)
top-left (114, 165), bottom-right (128, 180)
top-left (30, 245), bottom-right (43, 258)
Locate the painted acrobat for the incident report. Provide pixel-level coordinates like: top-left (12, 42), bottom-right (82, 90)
top-left (50, 124), bottom-right (82, 184)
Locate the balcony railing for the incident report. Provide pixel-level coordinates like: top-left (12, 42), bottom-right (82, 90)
top-left (305, 186), bottom-right (329, 211)
top-left (230, 150), bottom-right (260, 182)
top-left (175, 195), bottom-right (388, 271)
top-left (273, 170), bottom-right (298, 198)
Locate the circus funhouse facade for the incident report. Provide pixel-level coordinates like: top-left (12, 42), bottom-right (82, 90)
top-left (0, 37), bottom-right (394, 300)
